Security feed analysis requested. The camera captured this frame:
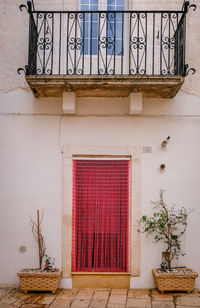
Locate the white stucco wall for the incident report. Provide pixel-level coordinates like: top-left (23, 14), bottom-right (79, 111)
top-left (0, 0), bottom-right (200, 289)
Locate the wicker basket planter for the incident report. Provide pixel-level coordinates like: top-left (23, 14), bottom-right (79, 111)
top-left (152, 268), bottom-right (198, 293)
top-left (17, 269), bottom-right (62, 293)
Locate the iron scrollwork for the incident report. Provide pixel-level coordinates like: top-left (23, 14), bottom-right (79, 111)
top-left (17, 65), bottom-right (29, 75)
top-left (17, 68), bottom-right (26, 75)
top-left (184, 65), bottom-right (196, 76)
top-left (188, 4), bottom-right (197, 11)
top-left (19, 4), bottom-right (28, 12)
top-left (20, 6), bottom-right (195, 77)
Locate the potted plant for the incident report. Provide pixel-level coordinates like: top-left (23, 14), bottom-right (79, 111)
top-left (17, 210), bottom-right (61, 293)
top-left (138, 190), bottom-right (198, 293)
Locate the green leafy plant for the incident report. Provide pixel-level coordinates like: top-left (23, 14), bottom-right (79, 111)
top-left (138, 190), bottom-right (193, 270)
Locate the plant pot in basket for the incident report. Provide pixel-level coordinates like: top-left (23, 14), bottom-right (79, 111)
top-left (17, 268), bottom-right (62, 294)
top-left (152, 268), bottom-right (198, 293)
top-left (18, 210), bottom-right (61, 294)
top-left (138, 190), bottom-right (198, 293)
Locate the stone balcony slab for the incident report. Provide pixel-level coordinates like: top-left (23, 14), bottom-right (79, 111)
top-left (26, 75), bottom-right (184, 99)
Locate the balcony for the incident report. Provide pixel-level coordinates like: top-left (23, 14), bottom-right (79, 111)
top-left (19, 1), bottom-right (196, 99)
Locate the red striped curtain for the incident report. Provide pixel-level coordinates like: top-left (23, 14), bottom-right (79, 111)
top-left (72, 159), bottom-right (129, 272)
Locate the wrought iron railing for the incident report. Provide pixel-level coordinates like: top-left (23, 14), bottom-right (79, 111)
top-left (19, 1), bottom-right (196, 77)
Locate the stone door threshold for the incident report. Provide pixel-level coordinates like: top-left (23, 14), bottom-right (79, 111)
top-left (72, 272), bottom-right (131, 288)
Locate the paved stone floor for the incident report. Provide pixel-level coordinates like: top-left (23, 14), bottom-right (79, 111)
top-left (0, 288), bottom-right (200, 308)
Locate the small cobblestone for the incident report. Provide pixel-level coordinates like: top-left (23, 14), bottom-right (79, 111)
top-left (126, 298), bottom-right (151, 307)
top-left (152, 301), bottom-right (174, 308)
top-left (89, 298), bottom-right (108, 308)
top-left (56, 289), bottom-right (78, 300)
top-left (93, 290), bottom-right (110, 299)
top-left (151, 289), bottom-right (173, 301)
top-left (50, 298), bottom-right (71, 308)
top-left (128, 290), bottom-right (149, 299)
top-left (176, 295), bottom-right (200, 306)
top-left (70, 298), bottom-right (91, 308)
top-left (108, 295), bottom-right (127, 305)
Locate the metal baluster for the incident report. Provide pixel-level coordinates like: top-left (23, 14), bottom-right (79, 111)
top-left (82, 12), bottom-right (85, 74)
top-left (51, 13), bottom-right (54, 74)
top-left (98, 12), bottom-right (100, 74)
top-left (168, 13), bottom-right (171, 75)
top-left (59, 13), bottom-right (62, 75)
top-left (129, 12), bottom-right (131, 74)
top-left (177, 13), bottom-right (179, 75)
top-left (106, 12), bottom-right (108, 75)
top-left (31, 0), bottom-right (35, 11)
top-left (113, 12), bottom-right (116, 75)
top-left (145, 12), bottom-right (147, 75)
top-left (160, 13), bottom-right (163, 75)
top-left (35, 12), bottom-right (39, 74)
top-left (27, 10), bottom-right (32, 74)
top-left (183, 13), bottom-right (186, 75)
top-left (137, 12), bottom-right (139, 74)
top-left (121, 12), bottom-right (124, 75)
top-left (90, 12), bottom-right (93, 75)
top-left (74, 12), bottom-right (77, 74)
top-left (152, 12), bottom-right (155, 75)
top-left (66, 12), bottom-right (69, 74)
top-left (174, 12), bottom-right (178, 75)
top-left (30, 12), bottom-right (37, 75)
top-left (43, 13), bottom-right (47, 74)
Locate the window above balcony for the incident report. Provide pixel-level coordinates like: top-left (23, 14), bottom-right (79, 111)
top-left (19, 0), bottom-right (196, 98)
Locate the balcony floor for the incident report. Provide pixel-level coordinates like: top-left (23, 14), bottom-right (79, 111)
top-left (26, 75), bottom-right (184, 98)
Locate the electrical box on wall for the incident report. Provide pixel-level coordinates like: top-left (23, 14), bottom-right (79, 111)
top-left (143, 146), bottom-right (152, 153)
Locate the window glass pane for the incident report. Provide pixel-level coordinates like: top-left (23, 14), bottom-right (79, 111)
top-left (92, 22), bottom-right (98, 38)
top-left (80, 1), bottom-right (98, 55)
top-left (81, 4), bottom-right (89, 10)
top-left (80, 0), bottom-right (98, 10)
top-left (92, 12), bottom-right (98, 22)
top-left (116, 0), bottom-right (124, 5)
top-left (107, 0), bottom-right (124, 11)
top-left (107, 2), bottom-right (124, 56)
top-left (116, 13), bottom-right (123, 23)
top-left (81, 0), bottom-right (89, 4)
top-left (107, 0), bottom-right (115, 5)
top-left (90, 4), bottom-right (98, 10)
top-left (92, 39), bottom-right (98, 54)
top-left (84, 38), bottom-right (89, 54)
top-left (84, 13), bottom-right (90, 22)
top-left (90, 0), bottom-right (98, 4)
top-left (115, 40), bottom-right (123, 55)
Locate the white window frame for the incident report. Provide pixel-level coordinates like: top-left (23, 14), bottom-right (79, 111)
top-left (78, 0), bottom-right (127, 57)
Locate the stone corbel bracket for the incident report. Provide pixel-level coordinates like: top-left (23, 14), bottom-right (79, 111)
top-left (129, 93), bottom-right (143, 115)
